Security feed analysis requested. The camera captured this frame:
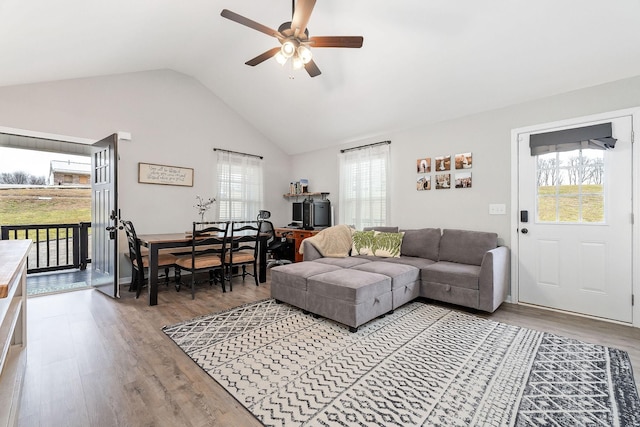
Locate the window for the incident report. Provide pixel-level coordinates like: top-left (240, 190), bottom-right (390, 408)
top-left (536, 148), bottom-right (604, 223)
top-left (338, 142), bottom-right (390, 229)
top-left (214, 150), bottom-right (264, 221)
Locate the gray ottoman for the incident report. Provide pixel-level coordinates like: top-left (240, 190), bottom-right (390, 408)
top-left (307, 269), bottom-right (392, 332)
top-left (271, 262), bottom-right (342, 310)
top-left (352, 261), bottom-right (420, 309)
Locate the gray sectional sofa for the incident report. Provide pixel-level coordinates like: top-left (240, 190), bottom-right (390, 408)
top-left (270, 227), bottom-right (510, 332)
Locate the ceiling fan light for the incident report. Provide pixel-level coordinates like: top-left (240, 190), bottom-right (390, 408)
top-left (281, 40), bottom-right (296, 58)
top-left (292, 55), bottom-right (304, 70)
top-left (275, 51), bottom-right (287, 66)
top-left (297, 45), bottom-right (312, 64)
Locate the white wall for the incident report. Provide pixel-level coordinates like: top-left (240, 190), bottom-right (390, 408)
top-left (0, 70), bottom-right (292, 230)
top-left (0, 70), bottom-right (292, 280)
top-left (2, 69), bottom-right (640, 285)
top-left (290, 75), bottom-right (640, 248)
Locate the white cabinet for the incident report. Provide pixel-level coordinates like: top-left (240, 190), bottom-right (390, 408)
top-left (0, 240), bottom-right (30, 426)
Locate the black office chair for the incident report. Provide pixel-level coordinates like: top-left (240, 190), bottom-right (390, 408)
top-left (258, 211), bottom-right (293, 268)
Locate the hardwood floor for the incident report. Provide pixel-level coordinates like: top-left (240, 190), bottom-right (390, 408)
top-left (17, 277), bottom-right (640, 427)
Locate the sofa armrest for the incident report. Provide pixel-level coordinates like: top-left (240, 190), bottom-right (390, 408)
top-left (478, 246), bottom-right (510, 312)
top-left (302, 240), bottom-right (323, 261)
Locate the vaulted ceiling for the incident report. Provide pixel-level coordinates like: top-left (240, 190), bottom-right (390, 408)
top-left (1, 0), bottom-right (639, 154)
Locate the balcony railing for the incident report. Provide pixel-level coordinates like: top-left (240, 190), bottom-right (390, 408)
top-left (1, 222), bottom-right (91, 273)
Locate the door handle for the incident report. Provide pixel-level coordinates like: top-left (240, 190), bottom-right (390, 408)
top-left (106, 226), bottom-right (117, 240)
top-left (521, 228), bottom-right (528, 234)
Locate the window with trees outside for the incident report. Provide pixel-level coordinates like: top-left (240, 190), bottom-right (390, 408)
top-left (536, 148), bottom-right (604, 223)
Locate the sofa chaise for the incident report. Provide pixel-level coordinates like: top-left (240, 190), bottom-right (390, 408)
top-left (270, 227), bottom-right (510, 331)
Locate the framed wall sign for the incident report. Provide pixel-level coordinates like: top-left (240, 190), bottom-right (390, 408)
top-left (138, 162), bottom-right (194, 187)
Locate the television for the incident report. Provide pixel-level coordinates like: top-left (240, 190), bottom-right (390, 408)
top-left (292, 202), bottom-right (303, 223)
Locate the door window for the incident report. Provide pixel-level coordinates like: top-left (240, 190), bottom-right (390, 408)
top-left (536, 148), bottom-right (604, 223)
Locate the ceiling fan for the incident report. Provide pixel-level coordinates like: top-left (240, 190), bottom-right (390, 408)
top-left (220, 0), bottom-right (363, 77)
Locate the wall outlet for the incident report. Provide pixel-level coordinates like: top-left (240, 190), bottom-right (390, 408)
top-left (489, 204), bottom-right (506, 215)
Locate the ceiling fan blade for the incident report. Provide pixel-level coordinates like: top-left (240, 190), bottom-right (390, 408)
top-left (221, 9), bottom-right (282, 39)
top-left (291, 0), bottom-right (316, 36)
top-left (309, 36), bottom-right (364, 48)
top-left (245, 47), bottom-right (282, 66)
top-left (304, 59), bottom-right (321, 77)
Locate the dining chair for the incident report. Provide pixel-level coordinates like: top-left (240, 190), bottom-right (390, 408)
top-left (121, 220), bottom-right (178, 299)
top-left (223, 220), bottom-right (261, 292)
top-left (174, 221), bottom-right (229, 299)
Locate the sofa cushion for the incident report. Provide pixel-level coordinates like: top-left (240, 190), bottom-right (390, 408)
top-left (422, 261), bottom-right (482, 290)
top-left (438, 229), bottom-right (497, 266)
top-left (377, 256), bottom-right (437, 270)
top-left (313, 257), bottom-right (372, 268)
top-left (270, 262), bottom-right (342, 291)
top-left (364, 226), bottom-right (399, 233)
top-left (352, 261), bottom-right (419, 290)
top-left (399, 228), bottom-right (441, 261)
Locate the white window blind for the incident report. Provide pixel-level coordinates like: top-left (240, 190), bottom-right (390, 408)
top-left (214, 150), bottom-right (264, 221)
top-left (338, 142), bottom-right (390, 229)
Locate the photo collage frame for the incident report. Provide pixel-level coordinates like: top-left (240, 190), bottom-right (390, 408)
top-left (416, 152), bottom-right (472, 191)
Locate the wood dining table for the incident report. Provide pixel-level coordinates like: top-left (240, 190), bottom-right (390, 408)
top-left (137, 232), bottom-right (268, 306)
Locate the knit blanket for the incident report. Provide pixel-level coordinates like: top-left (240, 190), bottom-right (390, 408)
top-left (300, 224), bottom-right (353, 257)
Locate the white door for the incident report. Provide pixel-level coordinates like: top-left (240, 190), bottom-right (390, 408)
top-left (517, 115), bottom-right (633, 323)
top-left (91, 134), bottom-right (119, 298)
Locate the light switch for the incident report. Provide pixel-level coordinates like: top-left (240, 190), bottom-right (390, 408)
top-left (489, 204), bottom-right (506, 215)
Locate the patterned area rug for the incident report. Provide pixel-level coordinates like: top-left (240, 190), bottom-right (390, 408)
top-left (162, 300), bottom-right (640, 426)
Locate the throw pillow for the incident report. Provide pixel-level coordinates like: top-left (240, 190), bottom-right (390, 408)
top-left (352, 230), bottom-right (376, 255)
top-left (372, 231), bottom-right (404, 258)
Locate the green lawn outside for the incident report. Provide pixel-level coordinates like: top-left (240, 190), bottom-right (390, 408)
top-left (537, 184), bottom-right (604, 222)
top-left (0, 187), bottom-right (91, 240)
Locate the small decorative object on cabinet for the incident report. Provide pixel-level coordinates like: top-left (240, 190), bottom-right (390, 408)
top-left (0, 239), bottom-right (30, 426)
